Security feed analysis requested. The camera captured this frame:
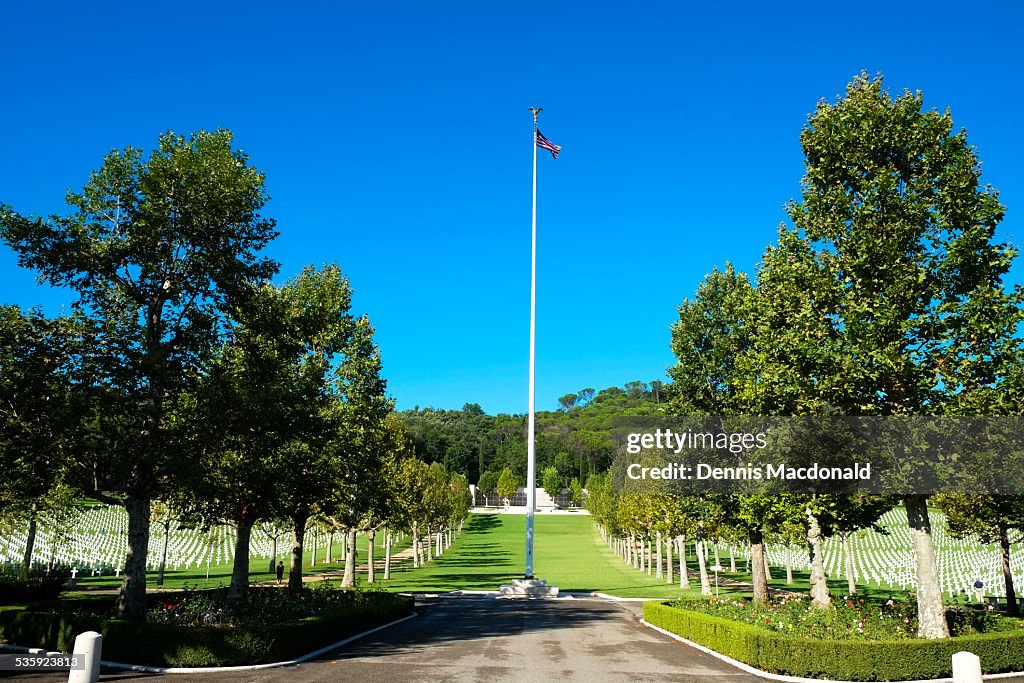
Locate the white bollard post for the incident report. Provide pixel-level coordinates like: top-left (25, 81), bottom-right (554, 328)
top-left (67, 631), bottom-right (102, 683)
top-left (952, 651), bottom-right (983, 683)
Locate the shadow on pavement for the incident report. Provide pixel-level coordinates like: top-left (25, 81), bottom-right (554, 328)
top-left (325, 596), bottom-right (626, 661)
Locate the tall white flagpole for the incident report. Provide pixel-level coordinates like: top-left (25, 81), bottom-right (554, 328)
top-left (525, 107), bottom-right (540, 578)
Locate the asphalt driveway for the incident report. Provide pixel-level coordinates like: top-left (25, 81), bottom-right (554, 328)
top-left (3, 595), bottom-right (760, 683)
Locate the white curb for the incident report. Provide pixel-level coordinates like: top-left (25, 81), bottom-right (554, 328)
top-left (640, 619), bottom-right (1024, 683)
top-left (588, 592), bottom-right (661, 602)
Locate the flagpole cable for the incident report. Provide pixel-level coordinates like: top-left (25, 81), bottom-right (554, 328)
top-left (525, 107), bottom-right (539, 579)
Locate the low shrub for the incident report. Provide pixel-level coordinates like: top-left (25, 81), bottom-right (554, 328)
top-left (1, 586), bottom-right (413, 667)
top-left (0, 607), bottom-right (103, 653)
top-left (0, 564), bottom-right (71, 604)
top-left (147, 580), bottom-right (379, 627)
top-left (644, 601), bottom-right (1024, 681)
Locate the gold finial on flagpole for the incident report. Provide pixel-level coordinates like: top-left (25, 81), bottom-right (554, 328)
top-left (529, 107), bottom-right (543, 126)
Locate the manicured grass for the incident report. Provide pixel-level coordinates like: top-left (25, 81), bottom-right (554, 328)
top-left (379, 513), bottom-right (746, 598)
top-left (70, 532), bottom-right (411, 592)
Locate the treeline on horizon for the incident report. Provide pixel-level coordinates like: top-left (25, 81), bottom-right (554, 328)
top-left (399, 379), bottom-right (665, 486)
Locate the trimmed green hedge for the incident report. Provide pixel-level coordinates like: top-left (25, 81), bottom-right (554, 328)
top-left (0, 606), bottom-right (103, 654)
top-left (0, 594), bottom-right (413, 667)
top-left (0, 573), bottom-right (68, 603)
top-left (644, 601), bottom-right (1024, 681)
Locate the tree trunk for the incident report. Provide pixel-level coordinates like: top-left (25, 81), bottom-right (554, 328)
top-left (228, 512), bottom-right (255, 603)
top-left (714, 544), bottom-right (721, 570)
top-left (655, 532), bottom-right (663, 579)
top-left (999, 523), bottom-right (1018, 616)
top-left (696, 539), bottom-right (712, 596)
top-left (289, 512), bottom-right (309, 595)
top-left (785, 547), bottom-right (793, 585)
top-left (412, 522), bottom-right (420, 568)
top-left (384, 530), bottom-right (392, 580)
top-left (763, 550), bottom-right (772, 579)
top-left (367, 529), bottom-right (376, 583)
top-left (268, 533), bottom-right (278, 573)
top-left (327, 530), bottom-right (334, 563)
top-left (310, 525), bottom-right (317, 567)
top-left (904, 495), bottom-right (949, 638)
top-left (116, 496), bottom-right (151, 620)
top-left (22, 503), bottom-right (38, 574)
top-left (679, 535), bottom-right (690, 589)
top-left (427, 530), bottom-right (433, 562)
top-left (157, 522), bottom-right (170, 586)
top-left (749, 529), bottom-right (769, 603)
top-left (666, 536), bottom-right (673, 584)
top-left (807, 505), bottom-right (831, 608)
top-left (729, 547), bottom-right (736, 573)
top-left (844, 535), bottom-right (857, 595)
top-left (342, 529), bottom-right (357, 587)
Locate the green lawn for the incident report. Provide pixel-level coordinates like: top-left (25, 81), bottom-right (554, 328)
top-left (379, 513), bottom-right (752, 598)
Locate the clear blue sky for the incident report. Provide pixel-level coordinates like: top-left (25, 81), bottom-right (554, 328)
top-left (2, 2), bottom-right (1022, 414)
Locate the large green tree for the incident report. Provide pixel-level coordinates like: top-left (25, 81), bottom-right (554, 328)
top-left (0, 130), bottom-right (278, 618)
top-left (0, 306), bottom-right (81, 572)
top-left (752, 73), bottom-right (1022, 637)
top-left (935, 494), bottom-right (1024, 616)
top-left (177, 264), bottom-right (365, 602)
top-left (277, 310), bottom-right (391, 594)
top-left (668, 266), bottom-right (786, 601)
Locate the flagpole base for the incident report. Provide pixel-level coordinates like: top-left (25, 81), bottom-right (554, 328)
top-left (499, 578), bottom-right (559, 598)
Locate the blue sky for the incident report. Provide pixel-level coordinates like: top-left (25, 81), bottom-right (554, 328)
top-left (1, 2), bottom-right (1022, 414)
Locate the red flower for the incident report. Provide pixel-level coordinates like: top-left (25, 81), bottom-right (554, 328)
top-left (847, 601), bottom-right (854, 606)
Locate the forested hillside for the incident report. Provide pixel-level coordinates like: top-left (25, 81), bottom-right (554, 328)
top-left (399, 380), bottom-right (665, 486)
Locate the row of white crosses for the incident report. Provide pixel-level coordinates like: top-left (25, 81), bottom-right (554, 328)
top-left (748, 507), bottom-right (1023, 599)
top-left (0, 506), bottom-right (344, 576)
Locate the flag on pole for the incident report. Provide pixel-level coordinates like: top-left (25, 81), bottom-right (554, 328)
top-left (535, 129), bottom-right (561, 159)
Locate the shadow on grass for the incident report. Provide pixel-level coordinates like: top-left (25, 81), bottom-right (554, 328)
top-left (462, 515), bottom-right (503, 532)
top-left (425, 557), bottom-right (516, 569)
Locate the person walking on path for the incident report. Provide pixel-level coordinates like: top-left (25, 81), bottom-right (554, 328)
top-left (276, 560), bottom-right (285, 585)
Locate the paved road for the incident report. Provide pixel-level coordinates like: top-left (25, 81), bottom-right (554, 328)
top-left (2, 595), bottom-right (759, 683)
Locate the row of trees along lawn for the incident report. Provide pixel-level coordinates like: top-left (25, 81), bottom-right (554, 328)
top-left (586, 480), bottom-right (895, 595)
top-left (0, 130), bottom-right (470, 620)
top-left (655, 73), bottom-right (1024, 638)
top-left (399, 380), bottom-right (663, 488)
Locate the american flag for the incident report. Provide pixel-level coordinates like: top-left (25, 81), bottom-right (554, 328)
top-left (535, 129), bottom-right (561, 159)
